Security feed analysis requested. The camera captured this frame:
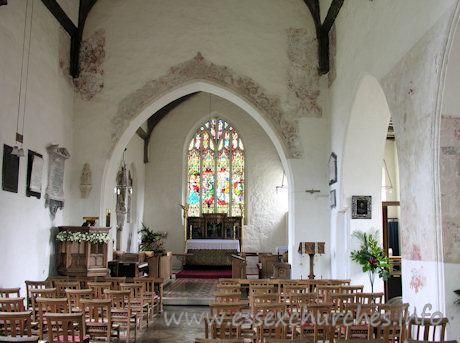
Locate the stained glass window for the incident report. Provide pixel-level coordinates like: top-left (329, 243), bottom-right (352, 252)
top-left (187, 118), bottom-right (245, 217)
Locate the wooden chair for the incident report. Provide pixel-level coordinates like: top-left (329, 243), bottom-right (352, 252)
top-left (0, 289), bottom-right (20, 298)
top-left (343, 303), bottom-right (379, 339)
top-left (87, 281), bottom-right (111, 299)
top-left (0, 336), bottom-right (39, 343)
top-left (248, 279), bottom-right (275, 287)
top-left (375, 303), bottom-right (409, 342)
top-left (336, 340), bottom-right (385, 343)
top-left (407, 316), bottom-right (449, 342)
top-left (206, 316), bottom-right (242, 340)
top-left (218, 279), bottom-right (242, 286)
top-left (0, 298), bottom-right (25, 312)
top-left (206, 302), bottom-right (244, 338)
top-left (55, 281), bottom-right (81, 298)
top-left (288, 293), bottom-right (318, 316)
top-left (44, 312), bottom-right (89, 343)
top-left (119, 283), bottom-right (149, 329)
top-left (209, 302), bottom-right (243, 318)
top-left (316, 285), bottom-right (340, 303)
top-left (295, 302), bottom-right (333, 342)
top-left (0, 311), bottom-right (33, 337)
top-left (105, 290), bottom-right (137, 343)
top-left (24, 281), bottom-right (51, 310)
top-left (280, 284), bottom-right (309, 305)
top-left (339, 285), bottom-right (364, 294)
top-left (304, 279), bottom-right (329, 293)
top-left (326, 279), bottom-right (351, 286)
top-left (47, 276), bottom-right (69, 288)
top-left (106, 277), bottom-right (126, 291)
top-left (133, 277), bottom-right (160, 318)
top-left (355, 292), bottom-right (384, 304)
top-left (80, 299), bottom-right (120, 343)
top-left (151, 278), bottom-right (164, 313)
top-left (248, 285), bottom-right (276, 309)
top-left (214, 292), bottom-right (242, 303)
top-left (36, 297), bottom-right (69, 339)
top-left (253, 303), bottom-right (288, 342)
top-left (74, 277), bottom-right (97, 290)
top-left (65, 289), bottom-right (92, 312)
top-left (217, 285), bottom-right (241, 294)
top-left (195, 339), bottom-right (245, 343)
top-left (30, 288), bottom-right (57, 321)
top-left (253, 294), bottom-right (279, 305)
top-left (330, 293), bottom-right (357, 313)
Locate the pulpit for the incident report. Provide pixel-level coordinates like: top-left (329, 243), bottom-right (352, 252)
top-left (57, 226), bottom-right (110, 277)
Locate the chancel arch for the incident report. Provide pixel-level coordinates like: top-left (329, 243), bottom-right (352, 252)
top-left (101, 83), bottom-right (292, 257)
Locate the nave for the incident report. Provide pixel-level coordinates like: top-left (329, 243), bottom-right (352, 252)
top-left (0, 277), bottom-right (456, 343)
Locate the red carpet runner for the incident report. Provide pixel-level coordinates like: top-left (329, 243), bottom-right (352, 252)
top-left (175, 269), bottom-right (232, 279)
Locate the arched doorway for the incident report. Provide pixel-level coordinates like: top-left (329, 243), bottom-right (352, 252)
top-left (339, 73), bottom-right (392, 292)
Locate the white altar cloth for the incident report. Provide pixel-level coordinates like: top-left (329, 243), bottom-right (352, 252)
top-left (186, 239), bottom-right (240, 252)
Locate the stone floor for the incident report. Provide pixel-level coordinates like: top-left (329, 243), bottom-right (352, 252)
top-left (137, 305), bottom-right (209, 343)
top-left (163, 278), bottom-right (217, 305)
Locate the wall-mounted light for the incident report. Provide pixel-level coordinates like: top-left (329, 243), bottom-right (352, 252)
top-left (382, 159), bottom-right (393, 193)
top-left (276, 172), bottom-right (288, 192)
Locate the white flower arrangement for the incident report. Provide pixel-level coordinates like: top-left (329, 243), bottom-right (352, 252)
top-left (56, 231), bottom-right (110, 244)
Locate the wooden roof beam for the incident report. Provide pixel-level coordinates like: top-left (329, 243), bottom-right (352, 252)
top-left (304, 0), bottom-right (344, 74)
top-left (41, 0), bottom-right (98, 78)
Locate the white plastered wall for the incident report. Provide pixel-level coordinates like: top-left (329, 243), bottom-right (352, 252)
top-left (440, 11), bottom-right (460, 340)
top-left (329, 1), bottom-right (458, 337)
top-left (0, 1), bottom-right (76, 289)
top-left (142, 92), bottom-right (288, 254)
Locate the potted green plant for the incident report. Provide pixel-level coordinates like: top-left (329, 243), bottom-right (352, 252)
top-left (350, 230), bottom-right (391, 292)
top-left (139, 223), bottom-right (166, 256)
top-left (139, 223), bottom-right (170, 278)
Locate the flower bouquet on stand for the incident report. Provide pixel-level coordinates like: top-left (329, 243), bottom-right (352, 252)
top-left (350, 230), bottom-right (391, 292)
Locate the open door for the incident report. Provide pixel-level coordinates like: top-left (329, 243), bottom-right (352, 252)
top-left (382, 201), bottom-right (402, 301)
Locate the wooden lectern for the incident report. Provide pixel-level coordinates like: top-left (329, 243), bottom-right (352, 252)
top-left (298, 242), bottom-right (325, 279)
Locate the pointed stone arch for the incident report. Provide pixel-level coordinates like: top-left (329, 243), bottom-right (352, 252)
top-left (110, 52), bottom-right (303, 159)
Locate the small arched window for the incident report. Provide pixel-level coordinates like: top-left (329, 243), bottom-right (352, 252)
top-left (187, 118), bottom-right (245, 217)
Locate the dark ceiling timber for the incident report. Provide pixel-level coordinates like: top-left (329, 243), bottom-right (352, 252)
top-left (136, 93), bottom-right (198, 163)
top-left (304, 0), bottom-right (344, 74)
top-left (41, 0), bottom-right (98, 78)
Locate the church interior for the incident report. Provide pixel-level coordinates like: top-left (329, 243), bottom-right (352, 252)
top-left (1, 0), bottom-right (460, 341)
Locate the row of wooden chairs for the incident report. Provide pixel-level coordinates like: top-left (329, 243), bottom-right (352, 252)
top-left (205, 301), bottom-right (451, 342)
top-left (23, 276), bottom-right (164, 310)
top-left (208, 279), bottom-right (453, 342)
top-left (0, 277), bottom-right (163, 343)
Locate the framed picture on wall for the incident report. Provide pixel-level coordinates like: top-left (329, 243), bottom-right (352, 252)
top-left (2, 144), bottom-right (19, 193)
top-left (328, 152), bottom-right (337, 185)
top-left (330, 189), bottom-right (336, 208)
top-left (352, 195), bottom-right (372, 219)
top-left (26, 149), bottom-right (43, 199)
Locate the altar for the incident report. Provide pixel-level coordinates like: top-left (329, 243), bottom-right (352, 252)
top-left (185, 239), bottom-right (240, 252)
top-left (184, 239), bottom-right (240, 267)
top-left (182, 213), bottom-right (243, 267)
